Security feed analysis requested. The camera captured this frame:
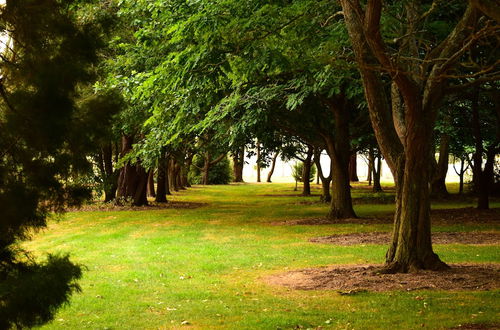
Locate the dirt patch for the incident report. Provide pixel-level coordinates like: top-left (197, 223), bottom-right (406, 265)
top-left (69, 201), bottom-right (207, 212)
top-left (265, 264), bottom-right (500, 292)
top-left (310, 231), bottom-right (500, 245)
top-left (431, 208), bottom-right (500, 224)
top-left (272, 208), bottom-right (500, 226)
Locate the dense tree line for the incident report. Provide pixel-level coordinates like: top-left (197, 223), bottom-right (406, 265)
top-left (1, 0), bottom-right (498, 327)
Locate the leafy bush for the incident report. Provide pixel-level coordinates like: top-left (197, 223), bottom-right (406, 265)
top-left (291, 162), bottom-right (316, 183)
top-left (190, 155), bottom-right (232, 184)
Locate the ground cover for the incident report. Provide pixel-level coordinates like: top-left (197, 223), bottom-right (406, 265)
top-left (24, 183), bottom-right (499, 329)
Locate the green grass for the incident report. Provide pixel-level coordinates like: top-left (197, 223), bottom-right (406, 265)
top-left (24, 183), bottom-right (499, 329)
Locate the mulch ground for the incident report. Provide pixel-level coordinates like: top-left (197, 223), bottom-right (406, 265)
top-left (69, 200), bottom-right (207, 212)
top-left (310, 231), bottom-right (500, 245)
top-left (265, 264), bottom-right (500, 292)
top-left (272, 207), bottom-right (500, 226)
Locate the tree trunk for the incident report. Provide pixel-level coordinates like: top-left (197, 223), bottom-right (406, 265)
top-left (324, 99), bottom-right (356, 219)
top-left (147, 170), bottom-right (156, 197)
top-left (266, 152), bottom-right (278, 183)
top-left (155, 152), bottom-right (168, 203)
top-left (301, 146), bottom-right (313, 196)
top-left (256, 141), bottom-right (261, 182)
top-left (183, 154), bottom-right (193, 188)
top-left (367, 148), bottom-right (373, 185)
top-left (101, 143), bottom-right (118, 203)
top-left (232, 147), bottom-right (245, 182)
top-left (202, 153), bottom-right (210, 185)
top-left (165, 154), bottom-right (171, 195)
top-left (349, 153), bottom-right (359, 182)
top-left (116, 135), bottom-right (148, 206)
top-left (430, 133), bottom-right (450, 198)
top-left (314, 148), bottom-right (332, 203)
top-left (373, 155), bottom-right (383, 192)
top-left (340, 0), bottom-right (459, 271)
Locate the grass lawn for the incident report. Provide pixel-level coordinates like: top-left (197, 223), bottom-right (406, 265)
top-left (24, 183), bottom-right (499, 329)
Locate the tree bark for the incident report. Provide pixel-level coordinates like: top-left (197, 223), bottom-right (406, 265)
top-left (155, 151), bottom-right (168, 203)
top-left (116, 135), bottom-right (148, 206)
top-left (367, 149), bottom-right (373, 185)
top-left (232, 147), bottom-right (245, 182)
top-left (301, 146), bottom-right (313, 196)
top-left (147, 170), bottom-right (156, 197)
top-left (349, 153), bottom-right (359, 182)
top-left (266, 152), bottom-right (278, 183)
top-left (323, 98), bottom-right (357, 219)
top-left (314, 147), bottom-right (332, 203)
top-left (256, 141), bottom-right (261, 183)
top-left (101, 143), bottom-right (118, 203)
top-left (373, 154), bottom-right (383, 193)
top-left (339, 0), bottom-right (470, 271)
top-left (430, 133), bottom-right (450, 198)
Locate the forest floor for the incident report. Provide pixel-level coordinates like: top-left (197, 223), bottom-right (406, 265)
top-left (25, 182), bottom-right (499, 330)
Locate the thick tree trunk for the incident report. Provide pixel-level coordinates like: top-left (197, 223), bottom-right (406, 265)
top-left (349, 153), bottom-right (359, 182)
top-left (147, 170), bottom-right (156, 197)
top-left (430, 133), bottom-right (450, 198)
top-left (155, 152), bottom-right (168, 203)
top-left (256, 141), bottom-right (261, 182)
top-left (266, 152), bottom-right (278, 183)
top-left (384, 135), bottom-right (447, 273)
top-left (324, 100), bottom-right (356, 219)
top-left (116, 135), bottom-right (148, 206)
top-left (232, 147), bottom-right (245, 182)
top-left (302, 147), bottom-right (313, 196)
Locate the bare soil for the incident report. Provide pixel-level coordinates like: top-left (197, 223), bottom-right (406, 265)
top-left (69, 200), bottom-right (207, 212)
top-left (310, 231), bottom-right (500, 245)
top-left (265, 264), bottom-right (500, 292)
top-left (272, 207), bottom-right (500, 226)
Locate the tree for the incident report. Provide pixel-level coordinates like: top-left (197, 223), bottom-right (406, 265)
top-left (0, 0), bottom-right (103, 327)
top-left (339, 0), bottom-right (498, 272)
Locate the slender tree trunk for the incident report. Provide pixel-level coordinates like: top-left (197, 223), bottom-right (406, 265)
top-left (349, 152), bottom-right (359, 182)
top-left (266, 152), bottom-right (278, 183)
top-left (302, 147), bottom-right (313, 196)
top-left (373, 155), bottom-right (383, 192)
top-left (430, 133), bottom-right (450, 198)
top-left (101, 144), bottom-right (118, 202)
top-left (256, 141), bottom-right (261, 182)
top-left (183, 154), bottom-right (193, 188)
top-left (147, 170), bottom-right (156, 197)
top-left (202, 153), bottom-right (210, 185)
top-left (367, 148), bottom-right (374, 185)
top-left (165, 154), bottom-right (171, 195)
top-left (155, 152), bottom-right (168, 203)
top-left (314, 148), bottom-right (332, 203)
top-left (233, 147), bottom-right (244, 182)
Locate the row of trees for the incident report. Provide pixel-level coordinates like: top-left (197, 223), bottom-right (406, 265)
top-left (1, 0), bottom-right (498, 327)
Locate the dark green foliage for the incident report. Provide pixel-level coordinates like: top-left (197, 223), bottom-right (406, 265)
top-left (0, 255), bottom-right (83, 329)
top-left (0, 0), bottom-right (103, 327)
top-left (190, 156), bottom-right (232, 185)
